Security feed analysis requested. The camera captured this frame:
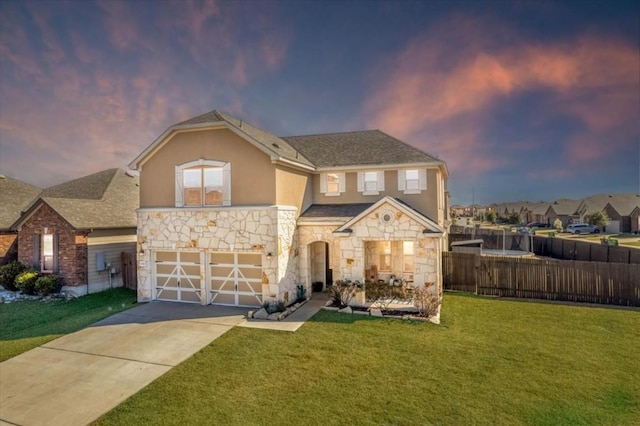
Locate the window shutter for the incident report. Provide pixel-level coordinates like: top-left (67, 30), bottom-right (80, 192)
top-left (320, 174), bottom-right (327, 193)
top-left (338, 173), bottom-right (345, 193)
top-left (223, 163), bottom-right (231, 206)
top-left (377, 171), bottom-right (385, 191)
top-left (175, 166), bottom-right (184, 207)
top-left (52, 234), bottom-right (59, 273)
top-left (357, 172), bottom-right (364, 192)
top-left (398, 170), bottom-right (406, 191)
top-left (33, 235), bottom-right (40, 270)
top-left (419, 169), bottom-right (427, 190)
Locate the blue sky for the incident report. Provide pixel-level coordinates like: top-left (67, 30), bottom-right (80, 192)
top-left (1, 0), bottom-right (638, 205)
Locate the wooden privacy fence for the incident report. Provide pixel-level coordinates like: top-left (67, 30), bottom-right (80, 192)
top-left (449, 231), bottom-right (640, 264)
top-left (121, 252), bottom-right (137, 290)
top-left (443, 252), bottom-right (640, 306)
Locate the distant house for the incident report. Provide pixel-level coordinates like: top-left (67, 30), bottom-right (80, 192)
top-left (0, 175), bottom-right (41, 265)
top-left (545, 199), bottom-right (581, 228)
top-left (11, 169), bottom-right (139, 295)
top-left (524, 201), bottom-right (551, 224)
top-left (601, 195), bottom-right (640, 233)
top-left (576, 194), bottom-right (640, 233)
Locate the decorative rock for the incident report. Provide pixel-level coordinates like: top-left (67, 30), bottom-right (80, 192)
top-left (247, 310), bottom-right (254, 319)
top-left (352, 310), bottom-right (369, 315)
top-left (253, 308), bottom-right (269, 319)
top-left (338, 306), bottom-right (352, 314)
top-left (370, 308), bottom-right (383, 317)
top-left (267, 312), bottom-right (280, 321)
top-left (324, 300), bottom-right (334, 307)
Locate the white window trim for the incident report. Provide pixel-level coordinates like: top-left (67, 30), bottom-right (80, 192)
top-left (357, 171), bottom-right (385, 195)
top-left (175, 159), bottom-right (231, 207)
top-left (398, 169), bottom-right (427, 195)
top-left (320, 172), bottom-right (345, 197)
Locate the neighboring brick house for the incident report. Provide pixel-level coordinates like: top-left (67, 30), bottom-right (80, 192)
top-left (129, 110), bottom-right (450, 313)
top-left (12, 169), bottom-right (139, 295)
top-left (545, 199), bottom-right (581, 228)
top-left (602, 195), bottom-right (640, 233)
top-left (0, 175), bottom-right (42, 265)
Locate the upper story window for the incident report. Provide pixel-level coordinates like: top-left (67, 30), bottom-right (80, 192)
top-left (398, 169), bottom-right (427, 194)
top-left (320, 172), bottom-right (345, 197)
top-left (175, 159), bottom-right (231, 207)
top-left (357, 171), bottom-right (385, 195)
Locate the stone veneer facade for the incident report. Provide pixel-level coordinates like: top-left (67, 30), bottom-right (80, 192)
top-left (138, 202), bottom-right (443, 306)
top-left (298, 202), bottom-right (443, 295)
top-left (137, 206), bottom-right (299, 303)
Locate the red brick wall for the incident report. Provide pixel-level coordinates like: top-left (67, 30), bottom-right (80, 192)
top-left (17, 204), bottom-right (88, 287)
top-left (0, 232), bottom-right (18, 265)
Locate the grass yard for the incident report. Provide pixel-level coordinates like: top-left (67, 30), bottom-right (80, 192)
top-left (95, 293), bottom-right (640, 426)
top-left (0, 287), bottom-right (137, 362)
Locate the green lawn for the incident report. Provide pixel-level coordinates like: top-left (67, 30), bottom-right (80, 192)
top-left (0, 287), bottom-right (137, 362)
top-left (95, 293), bottom-right (640, 426)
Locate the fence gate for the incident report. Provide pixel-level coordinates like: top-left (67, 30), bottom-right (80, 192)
top-left (121, 252), bottom-right (137, 290)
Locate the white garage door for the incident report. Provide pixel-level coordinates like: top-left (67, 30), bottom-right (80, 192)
top-left (154, 251), bottom-right (202, 303)
top-left (607, 220), bottom-right (620, 234)
top-left (209, 252), bottom-right (262, 307)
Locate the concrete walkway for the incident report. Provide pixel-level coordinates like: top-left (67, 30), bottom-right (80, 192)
top-left (0, 297), bottom-right (325, 426)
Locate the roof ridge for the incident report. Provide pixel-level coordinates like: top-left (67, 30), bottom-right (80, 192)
top-left (282, 129), bottom-right (381, 139)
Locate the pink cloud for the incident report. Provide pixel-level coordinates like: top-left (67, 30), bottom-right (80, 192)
top-left (363, 18), bottom-right (639, 178)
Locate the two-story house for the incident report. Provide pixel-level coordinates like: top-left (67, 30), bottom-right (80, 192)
top-left (129, 110), bottom-right (449, 308)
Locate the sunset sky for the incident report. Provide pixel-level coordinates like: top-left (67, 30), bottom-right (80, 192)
top-left (1, 0), bottom-right (638, 205)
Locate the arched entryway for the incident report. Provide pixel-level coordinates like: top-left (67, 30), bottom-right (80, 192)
top-left (309, 241), bottom-right (331, 292)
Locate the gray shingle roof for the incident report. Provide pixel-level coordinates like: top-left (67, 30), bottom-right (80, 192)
top-left (299, 203), bottom-right (374, 219)
top-left (0, 175), bottom-right (42, 230)
top-left (580, 193), bottom-right (640, 216)
top-left (282, 130), bottom-right (441, 168)
top-left (15, 169), bottom-right (139, 230)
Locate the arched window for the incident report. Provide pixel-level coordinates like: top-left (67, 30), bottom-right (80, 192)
top-left (175, 160), bottom-right (231, 207)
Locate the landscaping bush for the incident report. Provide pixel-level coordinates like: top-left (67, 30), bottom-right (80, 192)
top-left (296, 284), bottom-right (307, 303)
top-left (35, 274), bottom-right (61, 296)
top-left (0, 261), bottom-right (27, 291)
top-left (328, 280), bottom-right (362, 308)
top-left (15, 270), bottom-right (40, 295)
top-left (413, 285), bottom-right (441, 318)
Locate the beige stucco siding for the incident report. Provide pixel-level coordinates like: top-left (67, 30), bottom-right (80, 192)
top-left (275, 165), bottom-right (312, 215)
top-left (139, 128), bottom-right (277, 208)
top-left (311, 169), bottom-right (442, 222)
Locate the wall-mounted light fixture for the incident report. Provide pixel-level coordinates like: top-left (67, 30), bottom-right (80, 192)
top-left (139, 248), bottom-right (145, 257)
top-left (266, 252), bottom-right (273, 261)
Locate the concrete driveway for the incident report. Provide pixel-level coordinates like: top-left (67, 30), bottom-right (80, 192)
top-left (0, 302), bottom-right (247, 426)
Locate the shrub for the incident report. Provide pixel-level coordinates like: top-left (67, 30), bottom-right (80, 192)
top-left (413, 286), bottom-right (441, 318)
top-left (35, 274), bottom-right (61, 296)
top-left (15, 270), bottom-right (40, 295)
top-left (263, 300), bottom-right (287, 314)
top-left (328, 280), bottom-right (363, 308)
top-left (296, 284), bottom-right (307, 303)
top-left (0, 261), bottom-right (27, 291)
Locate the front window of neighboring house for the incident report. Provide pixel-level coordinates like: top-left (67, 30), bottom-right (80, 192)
top-left (42, 234), bottom-right (55, 272)
top-left (176, 160), bottom-right (230, 207)
top-left (358, 171), bottom-right (384, 195)
top-left (320, 172), bottom-right (345, 197)
top-left (398, 169), bottom-right (427, 194)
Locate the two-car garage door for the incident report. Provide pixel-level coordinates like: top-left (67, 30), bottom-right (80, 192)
top-left (154, 251), bottom-right (263, 307)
